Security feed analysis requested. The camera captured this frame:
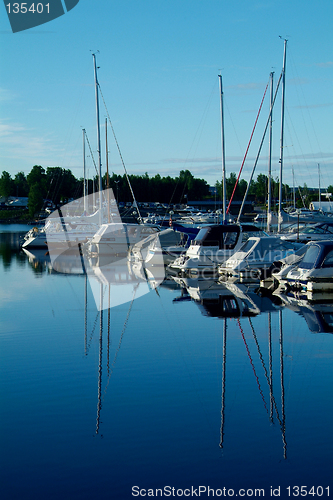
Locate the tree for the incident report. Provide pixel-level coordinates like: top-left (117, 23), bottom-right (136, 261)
top-left (27, 165), bottom-right (46, 189)
top-left (327, 185), bottom-right (333, 201)
top-left (14, 172), bottom-right (29, 197)
top-left (0, 171), bottom-right (14, 198)
top-left (215, 173), bottom-right (247, 202)
top-left (255, 174), bottom-right (268, 203)
top-left (28, 183), bottom-right (44, 217)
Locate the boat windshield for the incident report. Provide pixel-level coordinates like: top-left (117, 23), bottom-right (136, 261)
top-left (242, 229), bottom-right (265, 240)
top-left (321, 225), bottom-right (333, 234)
top-left (299, 245), bottom-right (321, 269)
top-left (322, 250), bottom-right (333, 268)
top-left (302, 226), bottom-right (326, 234)
top-left (194, 226), bottom-right (240, 249)
top-left (238, 239), bottom-right (257, 255)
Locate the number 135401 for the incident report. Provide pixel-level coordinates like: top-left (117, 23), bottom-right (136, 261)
top-left (6, 3), bottom-right (50, 14)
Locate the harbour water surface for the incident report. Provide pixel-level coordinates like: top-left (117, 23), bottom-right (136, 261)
top-left (1, 225), bottom-right (333, 499)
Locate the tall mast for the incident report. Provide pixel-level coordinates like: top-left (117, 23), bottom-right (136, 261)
top-left (278, 39), bottom-right (287, 232)
top-left (92, 52), bottom-right (103, 224)
top-left (105, 117), bottom-right (110, 223)
top-left (318, 164), bottom-right (321, 210)
top-left (292, 165), bottom-right (296, 209)
top-left (219, 74), bottom-right (227, 223)
top-left (267, 71), bottom-right (274, 233)
top-left (83, 128), bottom-right (87, 213)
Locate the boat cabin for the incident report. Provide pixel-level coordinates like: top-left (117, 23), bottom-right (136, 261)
top-left (192, 224), bottom-right (265, 250)
top-left (193, 225), bottom-right (241, 250)
top-left (297, 241), bottom-right (333, 270)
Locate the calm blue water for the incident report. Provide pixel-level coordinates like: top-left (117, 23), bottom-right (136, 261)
top-left (1, 225), bottom-right (333, 499)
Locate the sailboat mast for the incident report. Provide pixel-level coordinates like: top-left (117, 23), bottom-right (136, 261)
top-left (318, 164), bottom-right (321, 210)
top-left (219, 74), bottom-right (227, 223)
top-left (83, 128), bottom-right (87, 213)
top-left (92, 53), bottom-right (103, 223)
top-left (267, 71), bottom-right (274, 233)
top-left (278, 39), bottom-right (287, 232)
top-left (292, 166), bottom-right (296, 209)
top-left (105, 117), bottom-right (110, 223)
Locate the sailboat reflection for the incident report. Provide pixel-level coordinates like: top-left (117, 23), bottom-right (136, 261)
top-left (22, 246), bottom-right (145, 436)
top-left (274, 291), bottom-right (333, 334)
top-left (21, 247), bottom-right (290, 451)
top-left (171, 275), bottom-right (287, 459)
top-left (171, 276), bottom-right (279, 318)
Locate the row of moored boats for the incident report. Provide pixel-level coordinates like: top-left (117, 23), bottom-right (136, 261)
top-left (20, 199), bottom-right (333, 295)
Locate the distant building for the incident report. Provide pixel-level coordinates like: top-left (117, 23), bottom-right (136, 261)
top-left (309, 201), bottom-right (333, 213)
top-left (187, 199), bottom-right (254, 215)
top-left (6, 197), bottom-right (29, 208)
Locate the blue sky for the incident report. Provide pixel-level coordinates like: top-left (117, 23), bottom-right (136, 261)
top-left (0, 0), bottom-right (332, 191)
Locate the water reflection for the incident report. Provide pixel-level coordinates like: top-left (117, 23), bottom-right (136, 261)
top-left (220, 312), bottom-right (287, 458)
top-left (170, 275), bottom-right (288, 457)
top-left (274, 290), bottom-right (333, 333)
top-left (171, 276), bottom-right (280, 317)
top-left (4, 229), bottom-right (333, 468)
top-left (22, 248), bottom-right (52, 275)
top-left (0, 228), bottom-right (29, 269)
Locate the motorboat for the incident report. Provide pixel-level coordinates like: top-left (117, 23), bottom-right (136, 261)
top-left (130, 226), bottom-right (199, 268)
top-left (219, 236), bottom-right (303, 280)
top-left (21, 224), bottom-right (47, 249)
top-left (280, 222), bottom-right (333, 243)
top-left (273, 240), bottom-right (333, 292)
top-left (22, 208), bottom-right (102, 249)
top-left (87, 222), bottom-right (160, 262)
top-left (169, 224), bottom-right (268, 276)
top-left (259, 244), bottom-right (308, 291)
top-left (279, 208), bottom-right (333, 224)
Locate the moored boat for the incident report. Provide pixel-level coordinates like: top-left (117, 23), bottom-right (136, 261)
top-left (273, 240), bottom-right (333, 292)
top-left (169, 223), bottom-right (268, 276)
top-left (219, 236), bottom-right (303, 280)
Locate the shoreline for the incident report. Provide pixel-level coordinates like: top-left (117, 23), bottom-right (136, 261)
top-left (0, 219), bottom-right (45, 225)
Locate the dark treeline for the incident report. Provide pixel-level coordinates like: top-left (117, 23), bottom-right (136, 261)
top-left (0, 167), bottom-right (211, 216)
top-left (1, 166), bottom-right (329, 218)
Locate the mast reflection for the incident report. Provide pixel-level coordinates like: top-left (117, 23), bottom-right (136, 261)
top-left (172, 275), bottom-right (288, 459)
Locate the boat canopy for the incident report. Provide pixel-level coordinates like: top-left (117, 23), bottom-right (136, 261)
top-left (298, 241), bottom-right (333, 270)
top-left (193, 224), bottom-right (241, 249)
top-left (309, 201), bottom-right (333, 213)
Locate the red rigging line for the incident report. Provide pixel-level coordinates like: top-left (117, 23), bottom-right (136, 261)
top-left (226, 81), bottom-right (269, 215)
top-left (237, 318), bottom-right (269, 414)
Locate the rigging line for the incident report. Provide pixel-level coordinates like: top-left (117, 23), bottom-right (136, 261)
top-left (85, 310), bottom-right (100, 355)
top-left (182, 78), bottom-right (218, 176)
top-left (53, 170), bottom-right (66, 203)
top-left (279, 310), bottom-right (287, 459)
top-left (224, 97), bottom-right (244, 158)
top-left (84, 131), bottom-right (99, 177)
top-left (102, 283), bottom-right (140, 400)
top-left (279, 309), bottom-right (287, 459)
top-left (98, 83), bottom-right (143, 222)
top-left (297, 184), bottom-right (308, 209)
top-left (237, 69), bottom-right (284, 222)
top-left (248, 317), bottom-right (282, 426)
top-left (226, 79), bottom-right (269, 214)
top-left (237, 318), bottom-right (269, 414)
top-left (285, 109), bottom-right (316, 188)
top-left (85, 286), bottom-right (107, 355)
top-left (289, 49), bottom-right (325, 165)
top-left (43, 173), bottom-right (56, 208)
